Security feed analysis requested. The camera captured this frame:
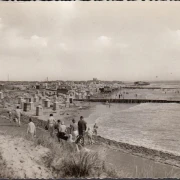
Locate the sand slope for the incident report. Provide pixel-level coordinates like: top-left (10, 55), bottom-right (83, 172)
top-left (0, 133), bottom-right (53, 179)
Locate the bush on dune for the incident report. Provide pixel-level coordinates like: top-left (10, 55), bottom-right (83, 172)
top-left (24, 133), bottom-right (118, 178)
top-left (58, 151), bottom-right (103, 178)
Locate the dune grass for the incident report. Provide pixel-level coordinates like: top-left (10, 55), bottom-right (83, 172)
top-left (21, 132), bottom-right (119, 178)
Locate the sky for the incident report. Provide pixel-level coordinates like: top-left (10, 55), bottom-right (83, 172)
top-left (0, 2), bottom-right (180, 81)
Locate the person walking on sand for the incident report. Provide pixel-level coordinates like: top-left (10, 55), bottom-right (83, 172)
top-left (75, 116), bottom-right (87, 146)
top-left (27, 118), bottom-right (36, 139)
top-left (70, 119), bottom-right (78, 140)
top-left (15, 106), bottom-right (22, 127)
top-left (47, 114), bottom-right (56, 137)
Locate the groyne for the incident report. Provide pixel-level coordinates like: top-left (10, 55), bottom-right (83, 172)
top-left (120, 86), bottom-right (180, 90)
top-left (74, 99), bottom-right (180, 104)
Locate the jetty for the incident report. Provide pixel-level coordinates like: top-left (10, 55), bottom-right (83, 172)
top-left (74, 98), bottom-right (180, 104)
top-left (120, 86), bottom-right (180, 90)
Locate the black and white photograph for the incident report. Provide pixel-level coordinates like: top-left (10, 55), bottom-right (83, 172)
top-left (0, 1), bottom-right (180, 178)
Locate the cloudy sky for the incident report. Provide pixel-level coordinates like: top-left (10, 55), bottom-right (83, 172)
top-left (0, 2), bottom-right (180, 81)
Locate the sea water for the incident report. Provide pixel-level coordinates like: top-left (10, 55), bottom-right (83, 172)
top-left (85, 102), bottom-right (180, 156)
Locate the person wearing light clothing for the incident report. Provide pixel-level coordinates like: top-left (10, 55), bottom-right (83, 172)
top-left (15, 106), bottom-right (22, 127)
top-left (47, 114), bottom-right (56, 137)
top-left (70, 119), bottom-right (78, 140)
top-left (27, 118), bottom-right (36, 139)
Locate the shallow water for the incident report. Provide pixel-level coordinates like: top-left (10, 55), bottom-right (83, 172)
top-left (85, 102), bottom-right (180, 156)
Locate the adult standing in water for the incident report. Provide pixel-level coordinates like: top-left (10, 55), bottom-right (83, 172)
top-left (76, 116), bottom-right (87, 146)
top-left (47, 114), bottom-right (56, 137)
top-left (15, 106), bottom-right (22, 127)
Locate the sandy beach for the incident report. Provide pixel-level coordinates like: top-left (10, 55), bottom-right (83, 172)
top-left (1, 87), bottom-right (180, 178)
top-left (1, 102), bottom-right (180, 178)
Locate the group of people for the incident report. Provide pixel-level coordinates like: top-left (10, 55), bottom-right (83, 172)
top-left (46, 114), bottom-right (98, 146)
top-left (8, 106), bottom-right (37, 139)
top-left (7, 106), bottom-right (98, 147)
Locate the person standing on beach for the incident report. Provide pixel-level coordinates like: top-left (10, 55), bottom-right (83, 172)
top-left (57, 120), bottom-right (68, 141)
top-left (47, 114), bottom-right (56, 137)
top-left (93, 123), bottom-right (98, 136)
top-left (59, 121), bottom-right (67, 134)
top-left (15, 106), bottom-right (22, 127)
top-left (8, 111), bottom-right (12, 123)
top-left (70, 119), bottom-right (78, 140)
top-left (27, 118), bottom-right (36, 139)
top-left (76, 116), bottom-right (87, 146)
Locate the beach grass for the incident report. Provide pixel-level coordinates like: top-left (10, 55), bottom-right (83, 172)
top-left (1, 129), bottom-right (119, 178)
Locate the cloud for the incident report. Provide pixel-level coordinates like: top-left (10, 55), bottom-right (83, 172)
top-left (97, 36), bottom-right (112, 46)
top-left (58, 43), bottom-right (68, 51)
top-left (115, 43), bottom-right (128, 49)
top-left (0, 18), bottom-right (4, 30)
top-left (30, 35), bottom-right (48, 48)
top-left (0, 2), bottom-right (180, 81)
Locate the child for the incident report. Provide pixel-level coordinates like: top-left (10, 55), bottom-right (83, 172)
top-left (87, 127), bottom-right (93, 145)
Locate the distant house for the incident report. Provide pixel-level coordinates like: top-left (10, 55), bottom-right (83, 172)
top-left (0, 84), bottom-right (4, 90)
top-left (57, 85), bottom-right (71, 96)
top-left (36, 85), bottom-right (40, 89)
top-left (99, 86), bottom-right (112, 93)
top-left (104, 86), bottom-right (112, 93)
top-left (46, 89), bottom-right (57, 96)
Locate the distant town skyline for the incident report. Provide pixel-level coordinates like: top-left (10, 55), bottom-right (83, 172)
top-left (0, 2), bottom-right (180, 81)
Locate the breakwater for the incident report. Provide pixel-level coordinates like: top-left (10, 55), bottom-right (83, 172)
top-left (74, 98), bottom-right (180, 104)
top-left (120, 86), bottom-right (180, 90)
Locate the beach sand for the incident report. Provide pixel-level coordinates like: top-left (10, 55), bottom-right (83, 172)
top-left (0, 132), bottom-right (53, 178)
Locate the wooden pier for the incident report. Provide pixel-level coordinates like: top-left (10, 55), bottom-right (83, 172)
top-left (74, 98), bottom-right (180, 104)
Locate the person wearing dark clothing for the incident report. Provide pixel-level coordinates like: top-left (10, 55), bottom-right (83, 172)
top-left (75, 116), bottom-right (87, 146)
top-left (78, 116), bottom-right (87, 136)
